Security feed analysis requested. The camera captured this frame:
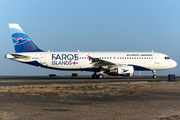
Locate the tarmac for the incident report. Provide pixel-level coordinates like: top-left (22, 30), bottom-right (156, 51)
top-left (0, 78), bottom-right (180, 120)
top-left (0, 75), bottom-right (178, 86)
top-left (0, 76), bottom-right (180, 120)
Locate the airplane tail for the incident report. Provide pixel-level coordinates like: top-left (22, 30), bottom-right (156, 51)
top-left (9, 24), bottom-right (43, 53)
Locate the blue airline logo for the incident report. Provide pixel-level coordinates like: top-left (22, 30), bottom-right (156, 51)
top-left (52, 54), bottom-right (78, 65)
top-left (13, 37), bottom-right (30, 45)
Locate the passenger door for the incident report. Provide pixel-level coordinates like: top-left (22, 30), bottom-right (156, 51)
top-left (154, 54), bottom-right (160, 64)
top-left (40, 53), bottom-right (46, 65)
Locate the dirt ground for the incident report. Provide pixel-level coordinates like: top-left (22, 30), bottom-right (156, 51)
top-left (0, 82), bottom-right (180, 120)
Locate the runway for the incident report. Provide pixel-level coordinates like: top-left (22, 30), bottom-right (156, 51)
top-left (0, 76), bottom-right (178, 86)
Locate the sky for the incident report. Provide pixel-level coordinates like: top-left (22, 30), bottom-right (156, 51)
top-left (0, 0), bottom-right (180, 76)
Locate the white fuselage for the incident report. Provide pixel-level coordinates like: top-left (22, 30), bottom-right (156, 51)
top-left (6, 52), bottom-right (177, 71)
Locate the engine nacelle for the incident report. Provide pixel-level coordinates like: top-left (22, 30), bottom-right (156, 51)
top-left (107, 66), bottom-right (134, 76)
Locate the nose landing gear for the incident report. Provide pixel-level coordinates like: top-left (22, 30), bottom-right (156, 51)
top-left (152, 70), bottom-right (157, 79)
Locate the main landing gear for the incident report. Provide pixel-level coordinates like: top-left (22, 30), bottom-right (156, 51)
top-left (152, 70), bottom-right (157, 79)
top-left (92, 73), bottom-right (98, 79)
top-left (92, 73), bottom-right (104, 79)
top-left (92, 69), bottom-right (105, 79)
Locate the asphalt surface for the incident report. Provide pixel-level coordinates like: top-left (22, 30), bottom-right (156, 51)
top-left (0, 75), bottom-right (178, 86)
top-left (0, 76), bottom-right (180, 120)
top-left (1, 80), bottom-right (180, 120)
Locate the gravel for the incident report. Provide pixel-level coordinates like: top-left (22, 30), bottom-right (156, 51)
top-left (0, 82), bottom-right (180, 120)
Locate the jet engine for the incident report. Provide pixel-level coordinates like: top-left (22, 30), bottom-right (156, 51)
top-left (107, 66), bottom-right (134, 76)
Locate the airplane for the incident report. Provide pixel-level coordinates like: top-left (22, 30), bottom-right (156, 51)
top-left (5, 24), bottom-right (177, 79)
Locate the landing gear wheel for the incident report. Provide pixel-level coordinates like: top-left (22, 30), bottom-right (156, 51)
top-left (98, 74), bottom-right (104, 79)
top-left (92, 74), bottom-right (98, 79)
top-left (152, 70), bottom-right (157, 79)
top-left (153, 75), bottom-right (157, 79)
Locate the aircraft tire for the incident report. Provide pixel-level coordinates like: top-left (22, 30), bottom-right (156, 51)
top-left (98, 74), bottom-right (104, 79)
top-left (92, 74), bottom-right (98, 79)
top-left (153, 75), bottom-right (157, 79)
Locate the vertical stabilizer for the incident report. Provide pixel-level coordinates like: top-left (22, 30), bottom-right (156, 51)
top-left (9, 24), bottom-right (43, 53)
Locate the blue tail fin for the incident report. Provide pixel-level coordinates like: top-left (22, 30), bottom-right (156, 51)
top-left (9, 24), bottom-right (43, 53)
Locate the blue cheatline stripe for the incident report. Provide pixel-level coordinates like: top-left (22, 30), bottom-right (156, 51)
top-left (128, 64), bottom-right (150, 71)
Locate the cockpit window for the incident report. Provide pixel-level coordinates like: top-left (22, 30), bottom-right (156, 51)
top-left (165, 57), bottom-right (169, 59)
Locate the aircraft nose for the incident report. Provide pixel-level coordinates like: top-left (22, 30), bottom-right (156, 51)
top-left (171, 60), bottom-right (177, 68)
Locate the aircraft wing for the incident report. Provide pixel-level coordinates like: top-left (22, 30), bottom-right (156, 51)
top-left (88, 55), bottom-right (125, 69)
top-left (91, 58), bottom-right (115, 66)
